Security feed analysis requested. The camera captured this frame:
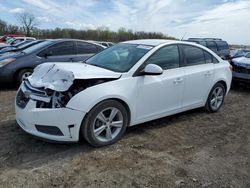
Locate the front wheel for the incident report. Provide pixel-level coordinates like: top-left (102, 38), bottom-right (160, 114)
top-left (81, 100), bottom-right (129, 147)
top-left (16, 69), bottom-right (33, 85)
top-left (205, 83), bottom-right (226, 112)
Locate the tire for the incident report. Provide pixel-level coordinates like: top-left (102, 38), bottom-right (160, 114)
top-left (81, 100), bottom-right (129, 147)
top-left (16, 69), bottom-right (33, 86)
top-left (205, 82), bottom-right (226, 113)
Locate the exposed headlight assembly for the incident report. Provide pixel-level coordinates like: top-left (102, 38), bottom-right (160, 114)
top-left (0, 58), bottom-right (16, 68)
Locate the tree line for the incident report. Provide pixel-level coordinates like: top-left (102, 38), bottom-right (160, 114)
top-left (0, 13), bottom-right (176, 42)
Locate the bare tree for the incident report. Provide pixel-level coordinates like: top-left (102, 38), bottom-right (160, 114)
top-left (0, 19), bottom-right (7, 35)
top-left (17, 12), bottom-right (38, 36)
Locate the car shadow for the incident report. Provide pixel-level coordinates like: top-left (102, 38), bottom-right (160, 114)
top-left (126, 108), bottom-right (203, 136)
top-left (230, 81), bottom-right (250, 93)
top-left (0, 83), bottom-right (17, 91)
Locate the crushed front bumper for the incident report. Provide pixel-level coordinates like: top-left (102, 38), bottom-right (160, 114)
top-left (15, 86), bottom-right (86, 142)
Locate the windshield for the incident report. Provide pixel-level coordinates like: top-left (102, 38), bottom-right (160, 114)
top-left (23, 40), bottom-right (53, 54)
top-left (86, 43), bottom-right (152, 72)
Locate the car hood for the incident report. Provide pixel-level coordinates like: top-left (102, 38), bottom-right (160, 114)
top-left (232, 57), bottom-right (250, 68)
top-left (28, 62), bottom-right (121, 92)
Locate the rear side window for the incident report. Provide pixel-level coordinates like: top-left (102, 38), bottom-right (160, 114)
top-left (182, 45), bottom-right (206, 66)
top-left (77, 42), bottom-right (99, 54)
top-left (204, 51), bottom-right (213, 63)
top-left (203, 50), bottom-right (219, 64)
top-left (216, 41), bottom-right (229, 50)
top-left (145, 45), bottom-right (180, 70)
top-left (47, 41), bottom-right (75, 56)
top-left (206, 41), bottom-right (217, 52)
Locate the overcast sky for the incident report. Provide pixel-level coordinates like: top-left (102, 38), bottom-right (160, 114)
top-left (0, 0), bottom-right (249, 45)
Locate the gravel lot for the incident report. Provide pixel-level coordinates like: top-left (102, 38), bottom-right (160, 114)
top-left (0, 85), bottom-right (249, 188)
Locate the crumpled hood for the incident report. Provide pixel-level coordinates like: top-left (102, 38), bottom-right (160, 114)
top-left (232, 57), bottom-right (250, 68)
top-left (28, 62), bottom-right (121, 92)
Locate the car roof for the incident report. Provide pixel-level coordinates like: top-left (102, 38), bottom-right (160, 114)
top-left (123, 39), bottom-right (176, 46)
top-left (50, 38), bottom-right (96, 42)
top-left (122, 39), bottom-right (206, 47)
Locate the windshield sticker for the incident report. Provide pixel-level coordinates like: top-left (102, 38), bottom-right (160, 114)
top-left (136, 45), bottom-right (153, 50)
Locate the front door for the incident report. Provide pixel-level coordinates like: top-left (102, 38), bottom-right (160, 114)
top-left (135, 45), bottom-right (185, 122)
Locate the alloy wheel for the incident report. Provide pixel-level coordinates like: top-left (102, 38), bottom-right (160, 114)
top-left (210, 86), bottom-right (224, 111)
top-left (93, 107), bottom-right (124, 142)
top-left (21, 71), bottom-right (32, 81)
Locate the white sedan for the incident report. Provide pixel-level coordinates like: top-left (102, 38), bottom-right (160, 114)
top-left (15, 39), bottom-right (232, 147)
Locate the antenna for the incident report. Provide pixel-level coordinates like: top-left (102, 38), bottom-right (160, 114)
top-left (181, 32), bottom-right (187, 41)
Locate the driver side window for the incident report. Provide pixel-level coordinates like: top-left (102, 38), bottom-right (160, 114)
top-left (46, 42), bottom-right (75, 56)
top-left (145, 45), bottom-right (180, 70)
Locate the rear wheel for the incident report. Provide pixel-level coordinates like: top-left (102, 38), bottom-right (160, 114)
top-left (205, 83), bottom-right (226, 112)
top-left (81, 100), bottom-right (129, 147)
top-left (16, 69), bottom-right (33, 85)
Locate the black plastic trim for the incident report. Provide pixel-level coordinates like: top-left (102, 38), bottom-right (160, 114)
top-left (35, 125), bottom-right (64, 136)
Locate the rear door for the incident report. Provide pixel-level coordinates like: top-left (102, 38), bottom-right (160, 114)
top-left (74, 41), bottom-right (103, 61)
top-left (180, 44), bottom-right (214, 107)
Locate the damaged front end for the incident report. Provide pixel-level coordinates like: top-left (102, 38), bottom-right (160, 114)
top-left (15, 63), bottom-right (121, 142)
top-left (16, 63), bottom-right (121, 109)
top-left (17, 78), bottom-right (115, 109)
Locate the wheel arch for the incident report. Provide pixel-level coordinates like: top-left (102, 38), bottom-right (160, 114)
top-left (78, 97), bottom-right (132, 141)
top-left (217, 80), bottom-right (227, 92)
top-left (13, 67), bottom-right (33, 82)
top-left (204, 79), bottom-right (229, 107)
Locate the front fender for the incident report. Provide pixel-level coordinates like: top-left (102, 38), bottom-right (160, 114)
top-left (66, 78), bottom-right (137, 123)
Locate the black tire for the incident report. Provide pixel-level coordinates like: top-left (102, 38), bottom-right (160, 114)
top-left (81, 100), bottom-right (129, 147)
top-left (16, 69), bottom-right (33, 86)
top-left (205, 82), bottom-right (226, 113)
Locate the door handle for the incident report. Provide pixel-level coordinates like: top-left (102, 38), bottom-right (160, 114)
top-left (69, 58), bottom-right (74, 62)
top-left (174, 78), bottom-right (183, 84)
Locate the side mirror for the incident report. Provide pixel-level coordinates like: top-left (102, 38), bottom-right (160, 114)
top-left (141, 64), bottom-right (163, 76)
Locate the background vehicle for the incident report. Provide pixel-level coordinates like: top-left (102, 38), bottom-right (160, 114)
top-left (97, 41), bottom-right (114, 47)
top-left (0, 39), bottom-right (105, 85)
top-left (231, 52), bottom-right (250, 84)
top-left (187, 38), bottom-right (230, 60)
top-left (0, 37), bottom-right (36, 50)
top-left (15, 39), bottom-right (232, 147)
top-left (0, 34), bottom-right (24, 43)
top-left (0, 40), bottom-right (44, 55)
top-left (230, 49), bottom-right (245, 59)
